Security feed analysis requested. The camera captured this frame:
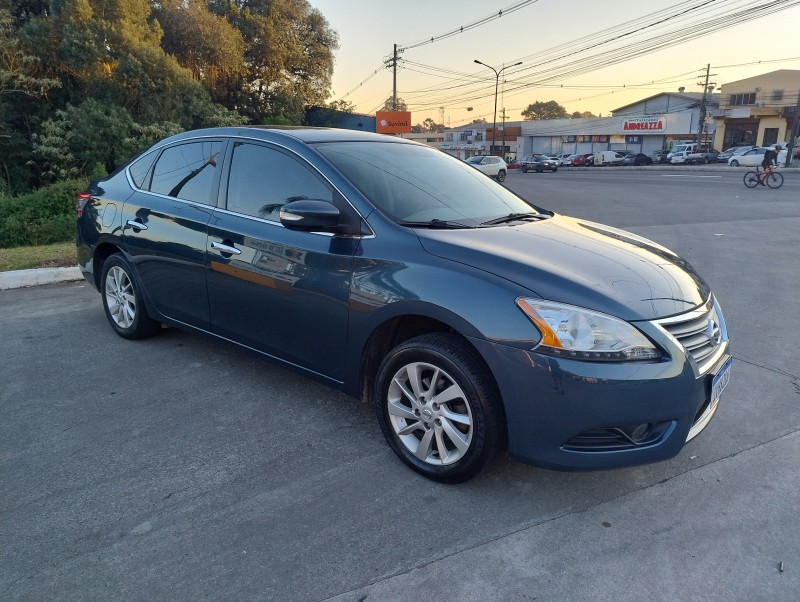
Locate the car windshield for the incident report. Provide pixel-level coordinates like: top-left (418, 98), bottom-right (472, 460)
top-left (314, 142), bottom-right (541, 225)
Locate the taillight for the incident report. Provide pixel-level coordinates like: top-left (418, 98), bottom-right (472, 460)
top-left (75, 192), bottom-right (91, 217)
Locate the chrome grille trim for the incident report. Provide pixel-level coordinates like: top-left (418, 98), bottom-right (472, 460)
top-left (652, 296), bottom-right (728, 375)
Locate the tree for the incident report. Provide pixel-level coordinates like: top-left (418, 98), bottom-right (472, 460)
top-left (570, 110), bottom-right (597, 119)
top-left (422, 117), bottom-right (443, 133)
top-left (521, 100), bottom-right (568, 120)
top-left (208, 0), bottom-right (338, 124)
top-left (381, 96), bottom-right (407, 112)
top-left (469, 118), bottom-right (487, 124)
top-left (155, 0), bottom-right (246, 104)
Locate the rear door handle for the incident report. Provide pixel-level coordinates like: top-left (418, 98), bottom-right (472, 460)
top-left (126, 219), bottom-right (148, 231)
top-left (211, 241), bottom-right (242, 255)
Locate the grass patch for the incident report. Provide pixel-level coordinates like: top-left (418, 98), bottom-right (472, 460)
top-left (0, 242), bottom-right (77, 272)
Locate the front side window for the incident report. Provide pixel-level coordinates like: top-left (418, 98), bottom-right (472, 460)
top-left (150, 141), bottom-right (224, 204)
top-left (226, 142), bottom-right (333, 221)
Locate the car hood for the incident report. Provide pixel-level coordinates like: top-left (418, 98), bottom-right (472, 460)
top-left (416, 214), bottom-right (710, 321)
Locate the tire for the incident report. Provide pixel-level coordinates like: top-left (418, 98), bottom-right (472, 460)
top-left (101, 254), bottom-right (160, 340)
top-left (536, 165), bottom-right (543, 173)
top-left (730, 160), bottom-right (739, 167)
top-left (375, 333), bottom-right (504, 483)
top-left (743, 172), bottom-right (759, 188)
top-left (521, 166), bottom-right (528, 173)
top-left (552, 166), bottom-right (558, 173)
top-left (496, 170), bottom-right (506, 182)
top-left (765, 171), bottom-right (784, 189)
top-left (704, 158), bottom-right (710, 164)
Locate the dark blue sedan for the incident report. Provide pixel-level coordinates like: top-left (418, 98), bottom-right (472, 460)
top-left (76, 127), bottom-right (730, 482)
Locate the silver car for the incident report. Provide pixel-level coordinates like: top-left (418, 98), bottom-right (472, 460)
top-left (465, 155), bottom-right (508, 181)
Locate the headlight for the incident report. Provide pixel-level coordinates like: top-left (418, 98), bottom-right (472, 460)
top-left (516, 298), bottom-right (660, 361)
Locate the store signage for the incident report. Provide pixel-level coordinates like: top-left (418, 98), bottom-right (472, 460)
top-left (623, 116), bottom-right (665, 131)
top-left (376, 111), bottom-right (412, 134)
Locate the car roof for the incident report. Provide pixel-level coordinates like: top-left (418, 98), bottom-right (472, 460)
top-left (155, 126), bottom-right (417, 147)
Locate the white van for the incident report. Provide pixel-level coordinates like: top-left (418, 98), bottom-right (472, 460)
top-left (593, 150), bottom-right (625, 166)
top-left (667, 143), bottom-right (697, 160)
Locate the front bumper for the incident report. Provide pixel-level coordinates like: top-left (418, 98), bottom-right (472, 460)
top-left (470, 302), bottom-right (730, 471)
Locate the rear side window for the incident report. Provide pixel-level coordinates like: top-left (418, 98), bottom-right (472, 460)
top-left (128, 151), bottom-right (157, 189)
top-left (225, 142), bottom-right (333, 221)
top-left (150, 140), bottom-right (224, 204)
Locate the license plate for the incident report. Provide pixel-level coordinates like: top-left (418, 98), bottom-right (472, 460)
top-left (711, 358), bottom-right (732, 402)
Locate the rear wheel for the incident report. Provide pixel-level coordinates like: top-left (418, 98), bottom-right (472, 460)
top-left (521, 166), bottom-right (528, 173)
top-left (765, 171), bottom-right (784, 189)
top-left (375, 333), bottom-right (504, 483)
top-left (730, 160), bottom-right (739, 167)
top-left (536, 165), bottom-right (543, 173)
top-left (552, 166), bottom-right (558, 173)
top-left (743, 172), bottom-right (759, 188)
top-left (101, 254), bottom-right (160, 339)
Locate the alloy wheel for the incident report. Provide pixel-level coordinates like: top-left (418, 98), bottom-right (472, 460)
top-left (386, 361), bottom-right (473, 466)
top-left (105, 266), bottom-right (136, 329)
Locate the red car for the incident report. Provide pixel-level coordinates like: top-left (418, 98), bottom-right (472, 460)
top-left (570, 153), bottom-right (594, 167)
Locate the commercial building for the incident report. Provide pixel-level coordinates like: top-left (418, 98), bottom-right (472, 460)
top-left (441, 91), bottom-right (718, 160)
top-left (710, 69), bottom-right (800, 150)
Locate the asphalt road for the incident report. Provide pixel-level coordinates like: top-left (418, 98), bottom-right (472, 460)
top-left (1, 167), bottom-right (798, 601)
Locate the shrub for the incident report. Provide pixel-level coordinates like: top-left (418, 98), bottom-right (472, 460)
top-left (0, 179), bottom-right (86, 248)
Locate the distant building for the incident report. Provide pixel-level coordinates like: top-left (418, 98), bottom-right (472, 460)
top-left (710, 69), bottom-right (800, 149)
top-left (398, 132), bottom-right (445, 149)
top-left (441, 91), bottom-right (719, 159)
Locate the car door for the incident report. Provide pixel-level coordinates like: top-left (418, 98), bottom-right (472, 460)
top-left (121, 138), bottom-right (226, 328)
top-left (206, 140), bottom-right (356, 381)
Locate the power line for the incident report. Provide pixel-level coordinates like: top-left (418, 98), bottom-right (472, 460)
top-left (397, 0), bottom-right (541, 51)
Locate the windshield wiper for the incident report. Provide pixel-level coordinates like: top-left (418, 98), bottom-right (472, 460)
top-left (397, 219), bottom-right (474, 229)
top-left (480, 212), bottom-right (550, 226)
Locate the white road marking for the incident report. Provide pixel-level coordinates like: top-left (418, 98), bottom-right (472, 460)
top-left (660, 175), bottom-right (723, 178)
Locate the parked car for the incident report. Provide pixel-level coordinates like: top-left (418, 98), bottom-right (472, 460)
top-left (621, 153), bottom-right (653, 166)
top-left (571, 153), bottom-right (594, 167)
top-left (555, 153), bottom-right (573, 165)
top-left (76, 126), bottom-right (730, 483)
top-left (465, 155), bottom-right (508, 181)
top-left (519, 153), bottom-right (559, 173)
top-left (667, 143), bottom-right (697, 161)
top-left (728, 147), bottom-right (787, 167)
top-left (670, 151), bottom-right (690, 164)
top-left (717, 146), bottom-right (755, 162)
top-left (651, 150), bottom-right (670, 163)
top-left (594, 150), bottom-right (625, 166)
top-left (685, 149), bottom-right (720, 164)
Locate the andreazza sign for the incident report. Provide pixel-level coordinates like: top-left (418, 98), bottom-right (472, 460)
top-left (623, 116), bottom-right (666, 131)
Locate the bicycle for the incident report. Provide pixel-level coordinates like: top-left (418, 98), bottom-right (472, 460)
top-left (743, 166), bottom-right (784, 189)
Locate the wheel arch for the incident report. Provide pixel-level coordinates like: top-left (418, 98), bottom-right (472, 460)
top-left (358, 314), bottom-right (505, 428)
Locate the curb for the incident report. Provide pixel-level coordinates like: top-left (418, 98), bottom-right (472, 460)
top-left (0, 266), bottom-right (83, 291)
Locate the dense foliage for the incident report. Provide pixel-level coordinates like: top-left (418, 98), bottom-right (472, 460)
top-left (0, 0), bottom-right (339, 196)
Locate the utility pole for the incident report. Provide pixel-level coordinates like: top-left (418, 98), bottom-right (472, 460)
top-left (696, 64), bottom-right (716, 147)
top-left (500, 107), bottom-right (507, 162)
top-left (392, 44), bottom-right (398, 111)
top-left (785, 92), bottom-right (800, 167)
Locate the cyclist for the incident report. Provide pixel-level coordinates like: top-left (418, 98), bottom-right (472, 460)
top-left (758, 145), bottom-right (782, 185)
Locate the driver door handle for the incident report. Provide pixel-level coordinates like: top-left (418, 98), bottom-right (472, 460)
top-left (211, 241), bottom-right (242, 255)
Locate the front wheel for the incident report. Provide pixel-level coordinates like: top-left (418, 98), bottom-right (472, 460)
top-left (521, 166), bottom-right (528, 173)
top-left (375, 334), bottom-right (504, 483)
top-left (496, 170), bottom-right (506, 182)
top-left (730, 160), bottom-right (739, 167)
top-left (765, 171), bottom-right (784, 189)
top-left (743, 172), bottom-right (759, 188)
top-left (552, 166), bottom-right (558, 173)
top-left (101, 254), bottom-right (160, 339)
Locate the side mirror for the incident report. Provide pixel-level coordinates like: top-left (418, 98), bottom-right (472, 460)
top-left (280, 200), bottom-right (341, 232)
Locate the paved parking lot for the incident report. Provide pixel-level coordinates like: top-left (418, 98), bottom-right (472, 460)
top-left (1, 168), bottom-right (798, 601)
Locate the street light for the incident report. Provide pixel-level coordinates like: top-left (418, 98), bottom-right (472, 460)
top-left (474, 59), bottom-right (522, 157)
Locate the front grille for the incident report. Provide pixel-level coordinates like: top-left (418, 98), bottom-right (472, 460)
top-left (655, 298), bottom-right (726, 372)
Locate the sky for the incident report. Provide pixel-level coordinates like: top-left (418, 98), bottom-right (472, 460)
top-left (307, 0), bottom-right (800, 127)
